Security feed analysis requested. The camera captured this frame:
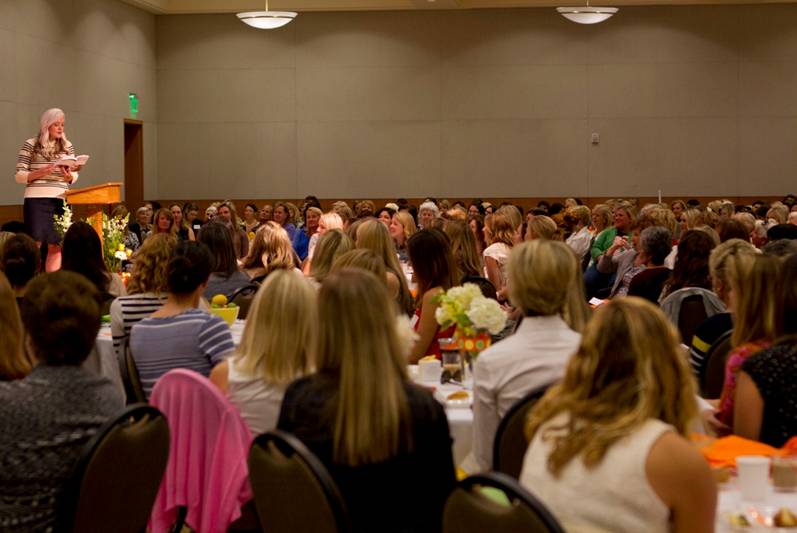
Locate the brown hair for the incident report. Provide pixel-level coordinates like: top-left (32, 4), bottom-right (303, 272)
top-left (0, 271), bottom-right (30, 380)
top-left (127, 233), bottom-right (176, 295)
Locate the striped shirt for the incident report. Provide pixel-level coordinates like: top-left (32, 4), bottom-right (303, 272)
top-left (129, 309), bottom-right (234, 399)
top-left (110, 292), bottom-right (169, 360)
top-left (15, 137), bottom-right (79, 199)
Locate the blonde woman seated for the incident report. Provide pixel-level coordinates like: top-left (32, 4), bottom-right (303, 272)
top-left (277, 269), bottom-right (455, 533)
top-left (520, 298), bottom-right (716, 533)
top-left (308, 229), bottom-right (354, 284)
top-left (472, 240), bottom-right (588, 471)
top-left (331, 249), bottom-right (399, 299)
top-left (305, 212), bottom-right (344, 269)
top-left (210, 270), bottom-right (316, 435)
top-left (525, 215), bottom-right (560, 241)
top-left (389, 211), bottom-right (418, 264)
top-left (565, 205), bottom-right (593, 261)
top-left (241, 222), bottom-right (299, 283)
top-left (483, 211), bottom-right (516, 301)
top-left (356, 219), bottom-right (415, 317)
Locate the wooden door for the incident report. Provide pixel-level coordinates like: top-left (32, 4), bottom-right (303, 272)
top-left (124, 120), bottom-right (144, 209)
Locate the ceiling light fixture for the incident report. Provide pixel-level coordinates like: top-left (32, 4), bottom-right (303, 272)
top-left (556, 1), bottom-right (618, 24)
top-left (237, 0), bottom-right (297, 30)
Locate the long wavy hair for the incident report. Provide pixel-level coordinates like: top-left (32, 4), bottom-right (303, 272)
top-left (310, 229), bottom-right (354, 283)
top-left (356, 219), bottom-right (414, 316)
top-left (443, 220), bottom-right (482, 279)
top-left (525, 297), bottom-right (698, 477)
top-left (317, 268), bottom-right (410, 466)
top-left (241, 222), bottom-right (297, 275)
top-left (36, 108), bottom-right (68, 160)
top-left (127, 233), bottom-right (176, 295)
top-left (729, 254), bottom-right (782, 349)
top-left (661, 229), bottom-right (716, 298)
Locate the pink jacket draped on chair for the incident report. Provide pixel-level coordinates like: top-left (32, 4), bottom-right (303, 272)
top-left (149, 368), bottom-right (253, 533)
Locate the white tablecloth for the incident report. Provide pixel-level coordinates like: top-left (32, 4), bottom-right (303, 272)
top-left (717, 482), bottom-right (797, 531)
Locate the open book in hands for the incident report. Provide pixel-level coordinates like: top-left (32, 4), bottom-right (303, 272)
top-left (53, 154), bottom-right (89, 170)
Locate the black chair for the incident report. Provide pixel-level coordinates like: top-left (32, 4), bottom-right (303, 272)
top-left (248, 430), bottom-right (351, 533)
top-left (118, 341), bottom-right (147, 404)
top-left (229, 282), bottom-right (261, 320)
top-left (493, 386), bottom-right (548, 479)
top-left (677, 294), bottom-right (709, 346)
top-left (58, 404), bottom-right (170, 533)
top-left (701, 330), bottom-right (734, 399)
top-left (443, 472), bottom-right (566, 533)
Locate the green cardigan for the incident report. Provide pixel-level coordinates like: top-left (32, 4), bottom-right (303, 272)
top-left (590, 227), bottom-right (618, 261)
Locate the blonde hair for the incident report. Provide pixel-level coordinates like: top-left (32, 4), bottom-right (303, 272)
top-left (356, 219), bottom-right (414, 315)
top-left (509, 240), bottom-right (590, 332)
top-left (127, 233), bottom-right (176, 294)
top-left (393, 211), bottom-right (417, 242)
top-left (526, 215), bottom-right (560, 241)
top-left (682, 208), bottom-right (705, 230)
top-left (497, 204), bottom-right (523, 232)
top-left (732, 212), bottom-right (756, 235)
top-left (317, 269), bottom-right (410, 465)
top-left (37, 108), bottom-right (68, 160)
top-left (242, 222), bottom-right (296, 274)
top-left (525, 297), bottom-right (698, 477)
top-left (332, 249), bottom-right (386, 281)
top-left (320, 212), bottom-right (344, 232)
top-left (591, 204), bottom-right (612, 232)
top-left (485, 212), bottom-right (515, 247)
top-left (310, 229), bottom-right (354, 283)
top-left (0, 271), bottom-right (30, 380)
top-left (708, 238), bottom-right (757, 302)
top-left (234, 270), bottom-right (316, 384)
top-left (569, 206), bottom-right (591, 227)
top-left (729, 254), bottom-right (782, 348)
top-left (443, 220), bottom-right (482, 279)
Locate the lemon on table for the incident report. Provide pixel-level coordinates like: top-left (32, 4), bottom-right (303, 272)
top-left (211, 294), bottom-right (228, 307)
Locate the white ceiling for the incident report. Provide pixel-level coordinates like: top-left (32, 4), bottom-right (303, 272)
top-left (122, 0), bottom-right (791, 14)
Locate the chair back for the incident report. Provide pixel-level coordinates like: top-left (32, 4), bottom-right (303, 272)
top-left (59, 404), bottom-right (170, 533)
top-left (149, 369), bottom-right (253, 533)
top-left (493, 387), bottom-right (548, 478)
top-left (248, 430), bottom-right (351, 533)
top-left (230, 282), bottom-right (261, 320)
top-left (701, 330), bottom-right (734, 398)
top-left (118, 341), bottom-right (147, 404)
top-left (677, 294), bottom-right (708, 346)
top-left (443, 472), bottom-right (565, 533)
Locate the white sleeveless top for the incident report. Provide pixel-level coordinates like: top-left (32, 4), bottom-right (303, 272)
top-left (519, 415), bottom-right (672, 533)
top-left (226, 359), bottom-right (285, 436)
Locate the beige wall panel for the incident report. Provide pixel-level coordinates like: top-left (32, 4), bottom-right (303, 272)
top-left (588, 7), bottom-right (739, 64)
top-left (441, 119), bottom-right (589, 197)
top-left (297, 121), bottom-right (440, 198)
top-left (0, 2), bottom-right (16, 31)
top-left (73, 0), bottom-right (157, 67)
top-left (738, 5), bottom-right (797, 62)
top-left (738, 118), bottom-right (797, 195)
top-left (158, 68), bottom-right (295, 124)
top-left (739, 62), bottom-right (797, 117)
top-left (253, 122), bottom-right (299, 199)
top-left (156, 122), bottom-right (212, 198)
top-left (0, 29), bottom-right (16, 102)
top-left (15, 34), bottom-right (77, 111)
top-left (440, 9), bottom-right (591, 67)
top-left (297, 67), bottom-right (440, 122)
top-left (295, 11), bottom-right (441, 69)
top-left (0, 102), bottom-right (20, 202)
top-left (66, 112), bottom-right (123, 187)
top-left (653, 118), bottom-right (738, 197)
top-left (588, 63), bottom-right (737, 118)
top-left (9, 0), bottom-right (76, 45)
top-left (74, 56), bottom-right (128, 117)
top-left (157, 14), bottom-right (296, 70)
top-left (443, 65), bottom-right (587, 120)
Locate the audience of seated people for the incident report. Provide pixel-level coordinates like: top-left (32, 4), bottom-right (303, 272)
top-left (1, 193), bottom-right (797, 533)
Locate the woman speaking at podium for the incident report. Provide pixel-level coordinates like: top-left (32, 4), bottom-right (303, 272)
top-left (15, 108), bottom-right (81, 271)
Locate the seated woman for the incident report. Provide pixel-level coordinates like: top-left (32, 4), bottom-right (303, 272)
top-left (149, 207), bottom-right (178, 238)
top-left (0, 271), bottom-right (123, 530)
top-left (442, 219), bottom-right (481, 280)
top-left (216, 202), bottom-right (250, 260)
top-left (389, 211), bottom-right (418, 264)
top-left (241, 222), bottom-right (299, 282)
top-left (482, 211), bottom-right (516, 302)
top-left (110, 233), bottom-right (175, 359)
top-left (0, 233), bottom-right (39, 307)
top-left (712, 254), bottom-right (781, 431)
top-left (472, 240), bottom-right (587, 472)
top-left (170, 203), bottom-right (196, 241)
top-left (565, 205), bottom-right (592, 261)
top-left (735, 252), bottom-right (797, 447)
top-left (61, 221), bottom-right (126, 305)
top-left (0, 271), bottom-right (31, 381)
top-left (306, 212), bottom-right (344, 267)
top-left (130, 241), bottom-right (235, 398)
top-left (332, 249), bottom-right (398, 299)
top-left (198, 222), bottom-right (251, 301)
top-left (210, 269), bottom-right (316, 435)
top-left (520, 297), bottom-right (716, 533)
top-left (308, 229), bottom-right (354, 284)
top-left (660, 229), bottom-right (717, 300)
top-left (356, 219), bottom-right (414, 317)
top-left (292, 206), bottom-right (321, 262)
top-left (626, 226), bottom-right (673, 302)
top-left (242, 202), bottom-right (261, 235)
top-left (407, 228), bottom-right (459, 363)
top-left (277, 268), bottom-right (456, 533)
top-left (272, 201), bottom-right (297, 242)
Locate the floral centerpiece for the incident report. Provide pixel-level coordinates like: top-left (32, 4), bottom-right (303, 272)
top-left (53, 200), bottom-right (74, 242)
top-left (434, 283), bottom-right (507, 358)
top-left (102, 213), bottom-right (131, 273)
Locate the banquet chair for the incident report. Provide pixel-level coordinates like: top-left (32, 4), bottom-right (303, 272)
top-left (149, 369), bottom-right (254, 533)
top-left (119, 341), bottom-right (147, 404)
top-left (248, 430), bottom-right (352, 533)
top-left (58, 403), bottom-right (170, 533)
top-left (230, 282), bottom-right (261, 320)
top-left (443, 473), bottom-right (565, 533)
top-left (493, 386), bottom-right (548, 479)
top-left (701, 330), bottom-right (734, 399)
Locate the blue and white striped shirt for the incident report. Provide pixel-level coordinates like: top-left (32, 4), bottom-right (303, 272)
top-left (129, 309), bottom-right (234, 399)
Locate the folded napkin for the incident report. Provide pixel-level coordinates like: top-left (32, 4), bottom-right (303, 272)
top-left (695, 435), bottom-right (782, 469)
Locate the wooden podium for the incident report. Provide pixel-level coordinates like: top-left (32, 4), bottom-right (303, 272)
top-left (66, 182), bottom-right (122, 243)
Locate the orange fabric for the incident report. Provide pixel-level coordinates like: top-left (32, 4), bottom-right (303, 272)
top-left (695, 435), bottom-right (778, 468)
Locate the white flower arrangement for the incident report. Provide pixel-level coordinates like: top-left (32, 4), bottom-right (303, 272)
top-left (53, 200), bottom-right (73, 241)
top-left (435, 283), bottom-right (507, 335)
top-left (102, 213), bottom-right (130, 272)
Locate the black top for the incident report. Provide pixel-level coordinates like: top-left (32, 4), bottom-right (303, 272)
top-left (277, 374), bottom-right (456, 533)
top-left (627, 266), bottom-right (671, 304)
top-left (742, 341), bottom-right (797, 448)
top-left (689, 312), bottom-right (733, 378)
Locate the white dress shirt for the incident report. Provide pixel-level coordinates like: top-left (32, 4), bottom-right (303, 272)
top-left (566, 226), bottom-right (592, 262)
top-left (471, 315), bottom-right (581, 471)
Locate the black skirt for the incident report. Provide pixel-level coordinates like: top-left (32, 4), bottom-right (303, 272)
top-left (24, 197), bottom-right (65, 244)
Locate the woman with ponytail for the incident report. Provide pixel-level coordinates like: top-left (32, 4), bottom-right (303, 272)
top-left (129, 240), bottom-right (235, 399)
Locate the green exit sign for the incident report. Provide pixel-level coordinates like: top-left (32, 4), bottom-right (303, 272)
top-left (128, 92), bottom-right (139, 118)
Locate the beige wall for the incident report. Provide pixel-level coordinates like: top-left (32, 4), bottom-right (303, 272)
top-left (0, 0), bottom-right (157, 206)
top-left (156, 5), bottom-right (797, 200)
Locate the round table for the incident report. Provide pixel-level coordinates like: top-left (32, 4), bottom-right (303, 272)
top-left (717, 482), bottom-right (797, 531)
